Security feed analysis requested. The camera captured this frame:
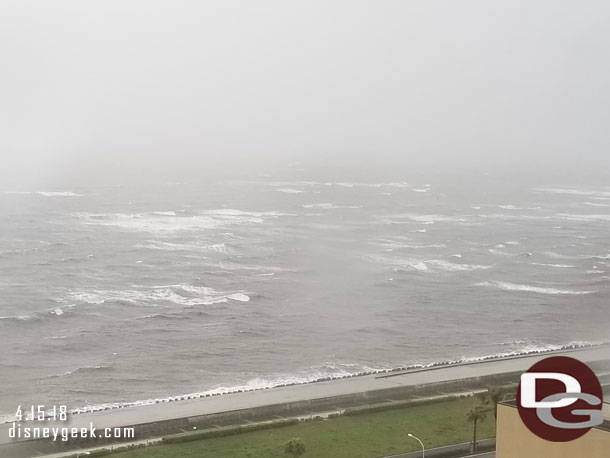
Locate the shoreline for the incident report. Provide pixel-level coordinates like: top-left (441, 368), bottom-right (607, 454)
top-left (2, 343), bottom-right (609, 457)
top-left (0, 341), bottom-right (606, 426)
top-left (5, 340), bottom-right (603, 425)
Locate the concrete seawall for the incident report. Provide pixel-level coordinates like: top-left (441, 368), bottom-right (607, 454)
top-left (2, 345), bottom-right (610, 457)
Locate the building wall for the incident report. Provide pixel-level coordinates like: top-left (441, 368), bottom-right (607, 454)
top-left (496, 404), bottom-right (610, 458)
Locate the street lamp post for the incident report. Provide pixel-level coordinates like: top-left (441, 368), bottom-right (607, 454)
top-left (408, 433), bottom-right (425, 458)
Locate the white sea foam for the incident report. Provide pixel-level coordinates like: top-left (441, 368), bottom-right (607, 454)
top-left (398, 214), bottom-right (467, 223)
top-left (136, 240), bottom-right (228, 253)
top-left (412, 228), bottom-right (427, 233)
top-left (203, 209), bottom-right (287, 218)
top-left (225, 293), bottom-right (250, 302)
top-left (531, 263), bottom-right (575, 268)
top-left (385, 257), bottom-right (491, 273)
top-left (76, 209), bottom-right (285, 233)
top-left (67, 285), bottom-right (250, 306)
top-left (48, 304), bottom-right (75, 316)
top-left (592, 254), bottom-right (610, 260)
top-left (374, 239), bottom-right (446, 250)
top-left (302, 203), bottom-right (362, 209)
top-left (534, 187), bottom-right (610, 198)
top-left (585, 202), bottom-right (610, 207)
top-left (332, 181), bottom-right (410, 188)
top-left (0, 314), bottom-right (36, 322)
top-left (498, 205), bottom-right (521, 210)
top-left (381, 257), bottom-right (430, 272)
top-left (488, 248), bottom-right (509, 256)
top-left (151, 211), bottom-right (177, 216)
top-left (543, 251), bottom-right (583, 260)
top-left (557, 213), bottom-right (610, 222)
top-left (6, 191), bottom-right (83, 197)
top-left (412, 188), bottom-right (430, 193)
top-left (476, 281), bottom-right (596, 295)
top-left (40, 191), bottom-right (83, 197)
top-left (276, 188), bottom-right (303, 194)
top-left (401, 261), bottom-right (429, 272)
top-left (425, 260), bottom-right (492, 272)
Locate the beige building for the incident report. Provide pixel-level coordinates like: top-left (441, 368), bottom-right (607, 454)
top-left (496, 400), bottom-right (610, 457)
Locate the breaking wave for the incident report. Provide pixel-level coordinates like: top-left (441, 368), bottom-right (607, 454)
top-left (557, 213), bottom-right (610, 222)
top-left (136, 240), bottom-right (228, 253)
top-left (67, 284), bottom-right (250, 307)
top-left (5, 191), bottom-right (83, 197)
top-left (476, 281), bottom-right (596, 295)
top-left (531, 263), bottom-right (575, 268)
top-left (302, 203), bottom-right (362, 209)
top-left (76, 209), bottom-right (287, 233)
top-left (534, 187), bottom-right (610, 198)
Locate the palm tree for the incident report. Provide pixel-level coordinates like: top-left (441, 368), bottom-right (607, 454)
top-left (284, 437), bottom-right (306, 458)
top-left (466, 405), bottom-right (489, 453)
top-left (482, 386), bottom-right (507, 420)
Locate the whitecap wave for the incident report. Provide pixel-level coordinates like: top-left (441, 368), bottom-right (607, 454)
top-left (425, 260), bottom-right (493, 272)
top-left (385, 257), bottom-right (491, 273)
top-left (276, 188), bottom-right (303, 194)
top-left (67, 284), bottom-right (250, 306)
top-left (136, 240), bottom-right (228, 253)
top-left (488, 249), bottom-right (510, 256)
top-left (397, 214), bottom-right (467, 223)
top-left (0, 314), bottom-right (37, 322)
top-left (476, 281), bottom-right (596, 295)
top-left (394, 261), bottom-right (429, 272)
top-left (534, 187), bottom-right (610, 198)
top-left (585, 202), bottom-right (610, 207)
top-left (557, 213), bottom-right (610, 222)
top-left (302, 203), bottom-right (362, 209)
top-left (374, 239), bottom-right (446, 250)
top-left (76, 209), bottom-right (285, 233)
top-left (333, 181), bottom-right (411, 188)
top-left (543, 251), bottom-right (584, 260)
top-left (531, 263), bottom-right (575, 268)
top-left (6, 191), bottom-right (83, 197)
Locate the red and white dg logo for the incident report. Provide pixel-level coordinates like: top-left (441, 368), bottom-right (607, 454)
top-left (517, 356), bottom-right (604, 441)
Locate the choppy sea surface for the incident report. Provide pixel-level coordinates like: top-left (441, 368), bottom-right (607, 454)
top-left (1, 173), bottom-right (609, 420)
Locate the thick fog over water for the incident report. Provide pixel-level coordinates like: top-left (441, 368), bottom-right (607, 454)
top-left (2, 0), bottom-right (610, 186)
top-left (1, 1), bottom-right (610, 421)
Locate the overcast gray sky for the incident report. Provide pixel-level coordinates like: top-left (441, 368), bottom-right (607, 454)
top-left (1, 0), bottom-right (609, 186)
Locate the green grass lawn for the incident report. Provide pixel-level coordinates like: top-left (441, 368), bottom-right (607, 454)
top-left (110, 396), bottom-right (496, 458)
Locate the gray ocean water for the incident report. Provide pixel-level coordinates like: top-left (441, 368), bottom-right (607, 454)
top-left (1, 173), bottom-right (609, 420)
